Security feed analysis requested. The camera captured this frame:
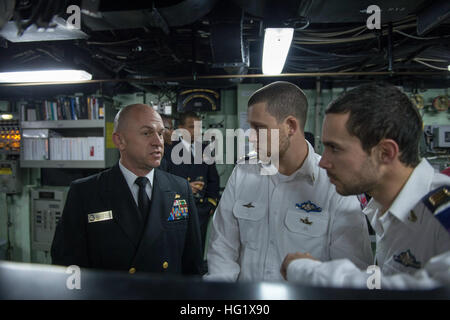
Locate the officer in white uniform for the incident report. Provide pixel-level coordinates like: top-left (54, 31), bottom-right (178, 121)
top-left (204, 82), bottom-right (373, 282)
top-left (281, 83), bottom-right (450, 289)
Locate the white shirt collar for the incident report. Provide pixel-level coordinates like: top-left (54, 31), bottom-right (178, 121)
top-left (264, 140), bottom-right (317, 184)
top-left (364, 158), bottom-right (435, 227)
top-left (181, 138), bottom-right (191, 151)
top-left (296, 140), bottom-right (318, 184)
top-left (118, 160), bottom-right (154, 191)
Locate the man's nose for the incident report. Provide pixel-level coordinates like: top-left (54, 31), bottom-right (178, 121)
top-left (319, 153), bottom-right (331, 169)
top-left (153, 134), bottom-right (164, 146)
top-left (249, 129), bottom-right (258, 144)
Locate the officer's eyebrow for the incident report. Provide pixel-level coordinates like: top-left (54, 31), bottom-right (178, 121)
top-left (322, 140), bottom-right (341, 148)
top-left (140, 123), bottom-right (164, 131)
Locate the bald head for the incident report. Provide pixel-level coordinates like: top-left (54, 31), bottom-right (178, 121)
top-left (114, 104), bottom-right (161, 133)
top-left (112, 103), bottom-right (164, 175)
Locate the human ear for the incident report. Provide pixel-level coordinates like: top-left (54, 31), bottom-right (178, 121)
top-left (112, 132), bottom-right (126, 150)
top-left (376, 139), bottom-right (399, 164)
top-left (285, 116), bottom-right (299, 136)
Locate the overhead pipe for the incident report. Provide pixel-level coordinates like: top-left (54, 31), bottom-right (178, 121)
top-left (0, 71), bottom-right (447, 87)
top-left (314, 78), bottom-right (321, 153)
top-left (387, 22), bottom-right (394, 73)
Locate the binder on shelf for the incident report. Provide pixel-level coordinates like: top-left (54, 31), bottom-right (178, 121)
top-left (22, 129), bottom-right (52, 161)
top-left (48, 136), bottom-right (104, 161)
top-left (26, 107), bottom-right (37, 121)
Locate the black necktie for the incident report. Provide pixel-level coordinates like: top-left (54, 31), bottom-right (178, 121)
top-left (135, 177), bottom-right (150, 221)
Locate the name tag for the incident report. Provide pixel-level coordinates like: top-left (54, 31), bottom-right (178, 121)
top-left (88, 210), bottom-right (113, 223)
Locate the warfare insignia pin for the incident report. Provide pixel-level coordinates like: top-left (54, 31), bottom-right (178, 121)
top-left (300, 217), bottom-right (313, 225)
top-left (296, 201), bottom-right (322, 213)
top-left (243, 202), bottom-right (255, 208)
top-left (393, 249), bottom-right (421, 269)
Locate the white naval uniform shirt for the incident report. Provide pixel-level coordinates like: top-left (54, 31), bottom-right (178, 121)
top-left (286, 159), bottom-right (450, 289)
top-left (119, 161), bottom-right (154, 205)
top-left (204, 141), bottom-right (373, 282)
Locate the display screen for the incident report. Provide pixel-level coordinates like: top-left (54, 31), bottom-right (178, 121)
top-left (39, 191), bottom-right (55, 199)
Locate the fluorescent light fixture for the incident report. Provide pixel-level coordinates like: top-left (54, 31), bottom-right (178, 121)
top-left (0, 70), bottom-right (92, 83)
top-left (1, 114), bottom-right (13, 120)
top-left (448, 65), bottom-right (450, 71)
top-left (262, 28), bottom-right (294, 75)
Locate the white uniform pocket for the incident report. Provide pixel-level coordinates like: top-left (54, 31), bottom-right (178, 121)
top-left (285, 209), bottom-right (328, 237)
top-left (232, 200), bottom-right (266, 248)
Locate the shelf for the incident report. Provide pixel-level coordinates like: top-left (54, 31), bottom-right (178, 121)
top-left (20, 160), bottom-right (107, 169)
top-left (19, 98), bottom-right (118, 169)
top-left (21, 120), bottom-right (105, 129)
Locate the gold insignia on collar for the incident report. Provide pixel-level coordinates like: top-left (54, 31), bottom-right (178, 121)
top-left (88, 210), bottom-right (113, 223)
top-left (408, 210), bottom-right (417, 223)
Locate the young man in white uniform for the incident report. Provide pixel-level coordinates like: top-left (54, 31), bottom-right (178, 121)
top-left (205, 81), bottom-right (373, 281)
top-left (281, 83), bottom-right (450, 289)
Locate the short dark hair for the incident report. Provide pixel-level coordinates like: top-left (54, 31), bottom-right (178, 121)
top-left (179, 111), bottom-right (200, 126)
top-left (325, 82), bottom-right (422, 167)
top-left (247, 81), bottom-right (308, 130)
top-left (160, 114), bottom-right (173, 121)
top-left (160, 114), bottom-right (174, 129)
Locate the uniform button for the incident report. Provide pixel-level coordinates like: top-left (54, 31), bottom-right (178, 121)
top-left (129, 267), bottom-right (136, 274)
top-left (163, 261), bottom-right (169, 269)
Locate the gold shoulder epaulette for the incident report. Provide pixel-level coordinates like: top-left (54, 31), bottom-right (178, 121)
top-left (429, 187), bottom-right (450, 208)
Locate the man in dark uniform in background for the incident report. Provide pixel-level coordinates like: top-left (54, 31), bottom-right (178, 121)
top-left (161, 114), bottom-right (175, 149)
top-left (51, 104), bottom-right (203, 276)
top-left (160, 114), bottom-right (174, 171)
top-left (165, 112), bottom-right (220, 256)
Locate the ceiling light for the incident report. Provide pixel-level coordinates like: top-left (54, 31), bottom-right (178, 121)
top-left (0, 114), bottom-right (13, 120)
top-left (262, 28), bottom-right (294, 75)
top-left (448, 65), bottom-right (450, 71)
top-left (0, 70), bottom-right (92, 83)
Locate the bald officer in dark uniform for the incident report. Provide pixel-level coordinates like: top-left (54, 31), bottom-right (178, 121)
top-left (51, 104), bottom-right (203, 276)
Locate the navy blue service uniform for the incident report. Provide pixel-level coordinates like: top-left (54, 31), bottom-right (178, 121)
top-left (51, 164), bottom-right (203, 276)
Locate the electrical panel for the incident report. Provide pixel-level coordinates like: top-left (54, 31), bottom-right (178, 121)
top-left (0, 117), bottom-right (20, 154)
top-left (0, 160), bottom-right (21, 193)
top-left (433, 125), bottom-right (450, 148)
top-left (30, 187), bottom-right (68, 252)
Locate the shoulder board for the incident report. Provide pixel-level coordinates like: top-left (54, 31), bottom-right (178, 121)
top-left (422, 185), bottom-right (450, 213)
top-left (422, 185), bottom-right (450, 232)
